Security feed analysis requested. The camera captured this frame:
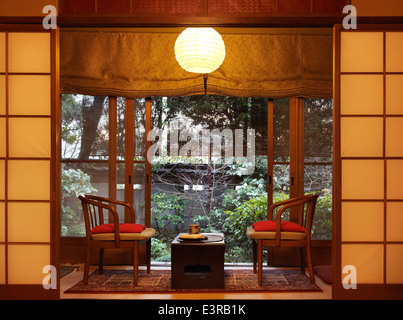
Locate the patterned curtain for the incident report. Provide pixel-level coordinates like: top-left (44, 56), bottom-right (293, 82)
top-left (60, 31), bottom-right (332, 98)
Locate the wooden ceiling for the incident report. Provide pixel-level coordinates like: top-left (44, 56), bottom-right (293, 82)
top-left (58, 0), bottom-right (348, 27)
top-left (60, 0), bottom-right (347, 15)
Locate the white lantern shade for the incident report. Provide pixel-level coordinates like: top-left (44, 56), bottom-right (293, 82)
top-left (174, 28), bottom-right (226, 74)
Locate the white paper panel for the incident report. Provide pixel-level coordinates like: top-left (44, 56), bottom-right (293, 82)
top-left (8, 202), bottom-right (50, 242)
top-left (0, 75), bottom-right (5, 115)
top-left (387, 202), bottom-right (403, 241)
top-left (386, 32), bottom-right (403, 72)
top-left (0, 33), bottom-right (5, 73)
top-left (8, 244), bottom-right (50, 284)
top-left (0, 118), bottom-right (6, 157)
top-left (341, 117), bottom-right (383, 157)
top-left (386, 75), bottom-right (403, 115)
top-left (342, 160), bottom-right (384, 200)
top-left (341, 32), bottom-right (383, 73)
top-left (342, 244), bottom-right (384, 284)
top-left (8, 32), bottom-right (50, 73)
top-left (8, 75), bottom-right (51, 115)
top-left (8, 160), bottom-right (50, 200)
top-left (0, 245), bottom-right (5, 284)
top-left (341, 75), bottom-right (383, 115)
top-left (342, 202), bottom-right (384, 242)
top-left (9, 118), bottom-right (51, 158)
top-left (0, 202), bottom-right (4, 242)
top-left (385, 117), bottom-right (403, 157)
top-left (0, 160), bottom-right (4, 200)
top-left (387, 160), bottom-right (403, 199)
top-left (386, 244), bottom-right (403, 284)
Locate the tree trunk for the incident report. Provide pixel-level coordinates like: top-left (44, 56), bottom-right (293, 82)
top-left (78, 96), bottom-right (106, 160)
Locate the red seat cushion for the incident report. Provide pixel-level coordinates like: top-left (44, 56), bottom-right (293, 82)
top-left (252, 220), bottom-right (306, 232)
top-left (91, 223), bottom-right (146, 234)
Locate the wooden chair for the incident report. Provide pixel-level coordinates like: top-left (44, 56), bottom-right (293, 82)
top-left (246, 194), bottom-right (318, 286)
top-left (78, 194), bottom-right (156, 286)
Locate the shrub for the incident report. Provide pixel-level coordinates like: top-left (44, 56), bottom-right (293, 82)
top-left (61, 168), bottom-right (97, 236)
top-left (221, 188), bottom-right (331, 262)
top-left (150, 238), bottom-right (171, 262)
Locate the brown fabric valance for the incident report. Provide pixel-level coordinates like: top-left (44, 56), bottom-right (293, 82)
top-left (60, 31), bottom-right (332, 98)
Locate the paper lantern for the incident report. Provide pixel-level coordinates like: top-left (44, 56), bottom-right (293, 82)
top-left (174, 28), bottom-right (226, 74)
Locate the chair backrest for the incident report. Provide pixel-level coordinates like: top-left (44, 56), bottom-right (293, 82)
top-left (78, 195), bottom-right (120, 240)
top-left (268, 194), bottom-right (319, 236)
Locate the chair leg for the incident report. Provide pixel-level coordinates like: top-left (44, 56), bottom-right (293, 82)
top-left (146, 239), bottom-right (151, 274)
top-left (252, 240), bottom-right (257, 274)
top-left (98, 248), bottom-right (104, 275)
top-left (306, 244), bottom-right (315, 284)
top-left (83, 244), bottom-right (91, 285)
top-left (299, 247), bottom-right (305, 274)
top-left (133, 241), bottom-right (139, 286)
top-left (257, 240), bottom-right (263, 286)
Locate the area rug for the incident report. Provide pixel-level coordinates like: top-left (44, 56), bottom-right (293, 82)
top-left (60, 265), bottom-right (81, 279)
top-left (65, 268), bottom-right (321, 294)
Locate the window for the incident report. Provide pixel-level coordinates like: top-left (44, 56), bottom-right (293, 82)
top-left (272, 99), bottom-right (291, 203)
top-left (304, 99), bottom-right (333, 239)
top-left (61, 94), bottom-right (147, 236)
top-left (61, 95), bottom-right (110, 236)
top-left (60, 94), bottom-right (333, 261)
top-left (150, 96), bottom-right (268, 262)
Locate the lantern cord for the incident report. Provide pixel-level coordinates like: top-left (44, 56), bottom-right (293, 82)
top-left (204, 73), bottom-right (208, 95)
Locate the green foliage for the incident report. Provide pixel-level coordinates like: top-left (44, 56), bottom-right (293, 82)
top-left (222, 178), bottom-right (267, 208)
top-left (149, 173), bottom-right (333, 262)
top-left (60, 94), bottom-right (334, 265)
top-left (310, 191), bottom-right (333, 240)
top-left (62, 168), bottom-right (97, 197)
top-left (149, 192), bottom-right (188, 260)
top-left (221, 185), bottom-right (290, 262)
top-left (61, 168), bottom-right (97, 236)
top-left (151, 193), bottom-right (185, 216)
top-left (151, 192), bottom-right (186, 242)
top-left (193, 207), bottom-right (225, 233)
top-left (223, 195), bottom-right (267, 262)
top-left (221, 187), bottom-right (332, 262)
top-left (150, 238), bottom-right (171, 262)
top-left (61, 95), bottom-right (81, 142)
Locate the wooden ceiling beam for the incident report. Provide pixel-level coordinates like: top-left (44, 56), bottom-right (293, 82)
top-left (0, 15), bottom-right (402, 28)
top-left (57, 15), bottom-right (344, 28)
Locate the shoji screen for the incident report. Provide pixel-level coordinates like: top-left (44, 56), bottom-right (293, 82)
top-left (0, 26), bottom-right (58, 299)
top-left (334, 25), bottom-right (403, 299)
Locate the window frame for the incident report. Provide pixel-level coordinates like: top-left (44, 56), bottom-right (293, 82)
top-left (60, 95), bottom-right (333, 252)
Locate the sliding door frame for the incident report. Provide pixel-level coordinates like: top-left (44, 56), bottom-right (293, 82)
top-left (268, 98), bottom-right (306, 211)
top-left (0, 24), bottom-right (59, 300)
top-left (333, 24), bottom-right (403, 300)
top-left (290, 98), bottom-right (305, 210)
top-left (267, 97), bottom-right (332, 267)
top-left (60, 96), bottom-right (151, 267)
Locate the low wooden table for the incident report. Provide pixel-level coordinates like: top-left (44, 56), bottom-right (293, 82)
top-left (171, 233), bottom-right (225, 289)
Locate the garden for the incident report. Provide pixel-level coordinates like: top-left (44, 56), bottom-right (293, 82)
top-left (60, 94), bottom-right (333, 263)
